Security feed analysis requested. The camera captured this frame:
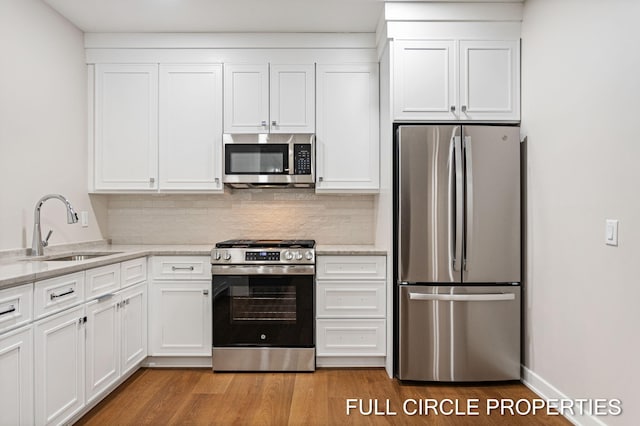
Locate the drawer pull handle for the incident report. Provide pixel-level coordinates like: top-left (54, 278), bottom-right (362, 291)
top-left (97, 293), bottom-right (115, 302)
top-left (172, 266), bottom-right (195, 271)
top-left (50, 288), bottom-right (75, 300)
top-left (0, 305), bottom-right (16, 316)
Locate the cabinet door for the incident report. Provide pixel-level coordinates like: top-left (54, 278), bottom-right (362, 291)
top-left (159, 64), bottom-right (224, 191)
top-left (94, 64), bottom-right (159, 191)
top-left (394, 40), bottom-right (457, 121)
top-left (459, 40), bottom-right (520, 121)
top-left (316, 64), bottom-right (379, 192)
top-left (34, 305), bottom-right (85, 426)
top-left (270, 64), bottom-right (315, 133)
top-left (149, 281), bottom-right (211, 356)
top-left (119, 283), bottom-right (147, 376)
top-left (85, 295), bottom-right (120, 404)
top-left (224, 64), bottom-right (269, 133)
top-left (0, 325), bottom-right (34, 426)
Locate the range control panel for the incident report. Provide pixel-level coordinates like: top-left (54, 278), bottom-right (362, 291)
top-left (245, 251), bottom-right (281, 261)
top-left (294, 144), bottom-right (312, 175)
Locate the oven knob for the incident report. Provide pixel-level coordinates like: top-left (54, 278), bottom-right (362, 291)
top-left (213, 251), bottom-right (221, 261)
top-left (304, 250), bottom-right (314, 260)
top-left (283, 250), bottom-right (293, 261)
top-left (223, 251), bottom-right (232, 261)
top-left (294, 251), bottom-right (303, 260)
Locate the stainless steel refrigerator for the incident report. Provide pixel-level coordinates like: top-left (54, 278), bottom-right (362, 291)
top-left (395, 124), bottom-right (521, 382)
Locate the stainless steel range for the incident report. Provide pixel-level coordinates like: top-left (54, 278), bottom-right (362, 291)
top-left (211, 239), bottom-right (315, 372)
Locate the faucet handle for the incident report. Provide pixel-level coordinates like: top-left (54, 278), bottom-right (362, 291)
top-left (42, 230), bottom-right (53, 248)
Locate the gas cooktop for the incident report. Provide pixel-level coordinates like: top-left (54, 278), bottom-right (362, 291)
top-left (215, 239), bottom-right (316, 249)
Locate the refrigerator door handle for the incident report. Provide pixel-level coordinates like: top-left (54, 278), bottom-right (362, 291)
top-left (408, 292), bottom-right (515, 302)
top-left (453, 134), bottom-right (464, 272)
top-left (464, 135), bottom-right (473, 272)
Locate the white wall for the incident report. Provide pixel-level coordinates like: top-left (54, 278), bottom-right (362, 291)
top-left (521, 0), bottom-right (640, 424)
top-left (0, 0), bottom-right (106, 252)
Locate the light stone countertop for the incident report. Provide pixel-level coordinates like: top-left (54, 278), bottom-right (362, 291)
top-left (0, 243), bottom-right (213, 290)
top-left (315, 245), bottom-right (388, 256)
top-left (0, 242), bottom-right (388, 290)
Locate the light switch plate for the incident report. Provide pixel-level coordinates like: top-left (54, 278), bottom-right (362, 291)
top-left (605, 219), bottom-right (618, 246)
top-left (81, 211), bottom-right (89, 228)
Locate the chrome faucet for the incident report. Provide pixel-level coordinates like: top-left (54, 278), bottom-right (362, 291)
top-left (31, 194), bottom-right (79, 256)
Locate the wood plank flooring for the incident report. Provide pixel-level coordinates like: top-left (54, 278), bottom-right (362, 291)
top-left (76, 368), bottom-right (571, 425)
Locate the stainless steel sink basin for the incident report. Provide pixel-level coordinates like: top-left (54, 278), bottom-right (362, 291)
top-left (38, 252), bottom-right (123, 261)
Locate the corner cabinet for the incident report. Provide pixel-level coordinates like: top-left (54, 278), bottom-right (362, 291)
top-left (91, 63), bottom-right (224, 193)
top-left (223, 63), bottom-right (315, 133)
top-left (394, 39), bottom-right (520, 121)
top-left (315, 64), bottom-right (380, 193)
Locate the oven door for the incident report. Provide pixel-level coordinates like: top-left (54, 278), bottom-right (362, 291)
top-left (212, 268), bottom-right (314, 347)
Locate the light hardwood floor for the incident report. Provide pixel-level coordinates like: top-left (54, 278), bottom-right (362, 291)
top-left (76, 368), bottom-right (571, 425)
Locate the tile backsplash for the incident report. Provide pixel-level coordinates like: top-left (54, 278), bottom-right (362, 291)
top-left (107, 190), bottom-right (376, 245)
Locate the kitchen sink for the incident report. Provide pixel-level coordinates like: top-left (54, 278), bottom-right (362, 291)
top-left (25, 252), bottom-right (124, 261)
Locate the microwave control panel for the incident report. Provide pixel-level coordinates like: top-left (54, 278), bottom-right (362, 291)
top-left (294, 144), bottom-right (312, 175)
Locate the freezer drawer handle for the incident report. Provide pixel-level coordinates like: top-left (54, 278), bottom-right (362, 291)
top-left (408, 292), bottom-right (515, 302)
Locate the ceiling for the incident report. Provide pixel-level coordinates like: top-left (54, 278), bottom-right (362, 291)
top-left (43, 0), bottom-right (386, 33)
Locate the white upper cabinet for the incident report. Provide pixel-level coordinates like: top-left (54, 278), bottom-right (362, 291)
top-left (94, 64), bottom-right (159, 191)
top-left (270, 64), bottom-right (315, 133)
top-left (394, 39), bottom-right (520, 121)
top-left (224, 63), bottom-right (315, 133)
top-left (459, 40), bottom-right (520, 121)
top-left (316, 64), bottom-right (379, 193)
top-left (394, 40), bottom-right (457, 121)
top-left (159, 64), bottom-right (223, 191)
top-left (224, 64), bottom-right (270, 133)
top-left (92, 63), bottom-right (224, 193)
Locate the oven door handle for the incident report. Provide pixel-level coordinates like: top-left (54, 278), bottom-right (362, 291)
top-left (211, 265), bottom-right (315, 276)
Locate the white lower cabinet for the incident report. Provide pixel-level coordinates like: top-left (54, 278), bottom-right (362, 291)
top-left (316, 255), bottom-right (387, 367)
top-left (0, 324), bottom-right (34, 426)
top-left (119, 283), bottom-right (148, 376)
top-left (85, 294), bottom-right (119, 404)
top-left (149, 280), bottom-right (211, 356)
top-left (85, 282), bottom-right (147, 404)
top-left (34, 305), bottom-right (86, 426)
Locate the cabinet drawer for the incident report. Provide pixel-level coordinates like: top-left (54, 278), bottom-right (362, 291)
top-left (85, 264), bottom-right (121, 299)
top-left (316, 319), bottom-right (386, 356)
top-left (316, 281), bottom-right (385, 318)
top-left (150, 256), bottom-right (210, 280)
top-left (0, 283), bottom-right (33, 334)
top-left (121, 258), bottom-right (147, 288)
top-left (34, 272), bottom-right (85, 319)
top-left (316, 256), bottom-right (386, 280)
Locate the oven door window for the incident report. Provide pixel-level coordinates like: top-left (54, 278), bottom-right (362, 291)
top-left (212, 275), bottom-right (314, 347)
top-left (225, 144), bottom-right (289, 175)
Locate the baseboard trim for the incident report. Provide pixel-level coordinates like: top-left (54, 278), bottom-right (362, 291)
top-left (521, 366), bottom-right (609, 426)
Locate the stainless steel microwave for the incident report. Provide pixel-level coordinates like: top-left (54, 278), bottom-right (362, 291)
top-left (222, 134), bottom-right (315, 188)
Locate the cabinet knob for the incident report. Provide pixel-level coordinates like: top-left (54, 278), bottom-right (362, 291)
top-left (271, 120), bottom-right (277, 126)
top-left (202, 289), bottom-right (209, 296)
top-left (461, 105), bottom-right (467, 113)
top-left (150, 177), bottom-right (155, 184)
top-left (318, 177), bottom-right (323, 182)
top-left (261, 121), bottom-right (267, 127)
top-left (450, 105), bottom-right (456, 112)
